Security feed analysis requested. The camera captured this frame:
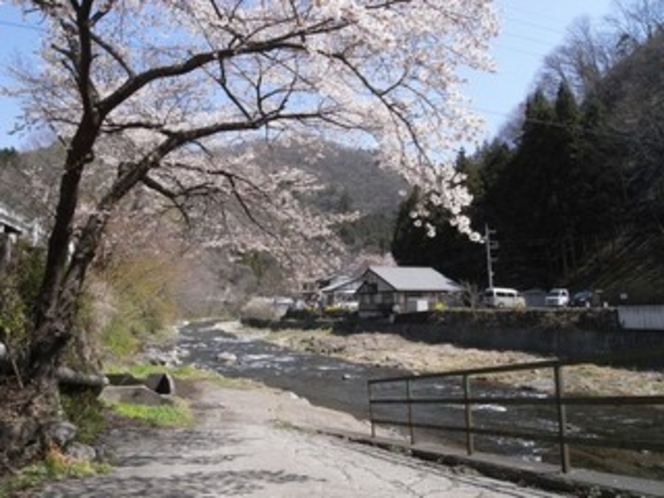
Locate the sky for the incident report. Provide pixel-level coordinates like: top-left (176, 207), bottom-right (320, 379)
top-left (0, 0), bottom-right (615, 152)
top-left (466, 0), bottom-right (614, 142)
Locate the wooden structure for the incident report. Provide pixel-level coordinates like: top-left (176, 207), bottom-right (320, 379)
top-left (356, 266), bottom-right (462, 317)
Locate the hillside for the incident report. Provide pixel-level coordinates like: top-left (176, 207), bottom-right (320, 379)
top-left (389, 28), bottom-right (664, 304)
top-left (1, 140), bottom-right (406, 279)
top-left (568, 32), bottom-right (664, 303)
top-left (0, 148), bottom-right (35, 219)
top-left (502, 31), bottom-right (664, 303)
top-left (249, 141), bottom-right (407, 216)
top-left (568, 229), bottom-right (664, 304)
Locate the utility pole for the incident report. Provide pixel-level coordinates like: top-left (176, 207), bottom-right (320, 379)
top-left (485, 224), bottom-right (498, 289)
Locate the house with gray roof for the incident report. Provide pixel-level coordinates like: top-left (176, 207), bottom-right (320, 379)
top-left (356, 266), bottom-right (463, 317)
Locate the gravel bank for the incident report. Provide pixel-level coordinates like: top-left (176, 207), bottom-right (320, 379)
top-left (222, 321), bottom-right (664, 398)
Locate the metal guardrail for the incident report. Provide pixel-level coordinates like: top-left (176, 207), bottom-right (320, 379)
top-left (367, 348), bottom-right (664, 474)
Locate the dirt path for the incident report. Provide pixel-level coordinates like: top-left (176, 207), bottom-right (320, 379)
top-left (27, 322), bottom-right (663, 497)
top-left (34, 380), bottom-right (570, 498)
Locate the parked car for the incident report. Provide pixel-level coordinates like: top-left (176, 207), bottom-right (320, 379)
top-left (545, 288), bottom-right (569, 307)
top-left (483, 287), bottom-right (526, 308)
top-left (570, 290), bottom-right (594, 308)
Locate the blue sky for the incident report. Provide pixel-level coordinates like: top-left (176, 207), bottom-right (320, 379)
top-left (468, 0), bottom-right (614, 142)
top-left (0, 1), bottom-right (614, 151)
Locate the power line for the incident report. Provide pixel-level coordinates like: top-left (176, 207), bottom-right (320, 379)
top-left (502, 14), bottom-right (572, 36)
top-left (500, 31), bottom-right (564, 48)
top-left (491, 41), bottom-right (549, 60)
top-left (499, 1), bottom-right (608, 35)
top-left (0, 19), bottom-right (45, 33)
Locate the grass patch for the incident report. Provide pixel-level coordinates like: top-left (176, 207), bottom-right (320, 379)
top-left (104, 363), bottom-right (218, 380)
top-left (105, 397), bottom-right (193, 427)
top-left (104, 363), bottom-right (260, 389)
top-left (61, 391), bottom-right (108, 445)
top-left (100, 364), bottom-right (264, 430)
top-left (100, 313), bottom-right (141, 359)
top-left (0, 448), bottom-right (112, 497)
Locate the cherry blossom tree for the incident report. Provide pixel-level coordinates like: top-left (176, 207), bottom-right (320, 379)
top-left (4, 0), bottom-right (498, 379)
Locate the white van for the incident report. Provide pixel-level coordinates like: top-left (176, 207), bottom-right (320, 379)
top-left (483, 287), bottom-right (526, 308)
top-left (545, 288), bottom-right (569, 307)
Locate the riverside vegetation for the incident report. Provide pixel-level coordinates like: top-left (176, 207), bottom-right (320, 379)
top-left (0, 237), bottom-right (201, 495)
top-left (0, 362), bottom-right (257, 496)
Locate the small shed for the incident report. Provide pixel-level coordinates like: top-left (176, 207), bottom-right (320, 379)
top-left (319, 275), bottom-right (362, 309)
top-left (356, 266), bottom-right (463, 317)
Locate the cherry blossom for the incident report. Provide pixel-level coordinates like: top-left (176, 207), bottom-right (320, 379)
top-left (3, 0), bottom-right (499, 373)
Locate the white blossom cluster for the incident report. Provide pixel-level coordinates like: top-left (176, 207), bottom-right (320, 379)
top-left (7, 0), bottom-right (498, 280)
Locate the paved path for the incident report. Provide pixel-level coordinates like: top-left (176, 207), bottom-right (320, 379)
top-left (38, 384), bottom-right (570, 498)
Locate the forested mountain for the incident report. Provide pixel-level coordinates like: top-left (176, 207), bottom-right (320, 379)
top-left (392, 20), bottom-right (664, 304)
top-left (249, 141), bottom-right (406, 215)
top-left (0, 148), bottom-right (35, 218)
top-left (248, 141), bottom-right (406, 255)
top-left (0, 143), bottom-right (65, 225)
top-left (1, 140), bottom-right (405, 270)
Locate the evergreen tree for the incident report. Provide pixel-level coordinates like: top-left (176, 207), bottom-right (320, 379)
top-left (483, 90), bottom-right (557, 286)
top-left (391, 153), bottom-right (487, 284)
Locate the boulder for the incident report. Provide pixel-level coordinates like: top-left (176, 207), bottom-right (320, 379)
top-left (216, 352), bottom-right (238, 364)
top-left (43, 420), bottom-right (77, 448)
top-left (65, 441), bottom-right (97, 461)
top-left (0, 416), bottom-right (40, 462)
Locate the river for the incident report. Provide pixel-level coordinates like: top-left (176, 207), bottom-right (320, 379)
top-left (176, 320), bottom-right (664, 481)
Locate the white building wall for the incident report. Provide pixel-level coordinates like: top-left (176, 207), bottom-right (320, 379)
top-left (617, 305), bottom-right (664, 331)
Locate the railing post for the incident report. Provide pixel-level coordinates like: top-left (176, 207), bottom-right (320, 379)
top-left (463, 374), bottom-right (475, 455)
top-left (407, 379), bottom-right (415, 444)
top-left (554, 365), bottom-right (570, 473)
top-left (367, 381), bottom-right (376, 438)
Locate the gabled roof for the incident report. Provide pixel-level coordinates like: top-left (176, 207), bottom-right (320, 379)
top-left (364, 266), bottom-right (462, 292)
top-left (320, 275), bottom-right (361, 294)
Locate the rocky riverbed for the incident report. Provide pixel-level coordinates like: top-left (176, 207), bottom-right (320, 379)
top-left (222, 321), bottom-right (664, 398)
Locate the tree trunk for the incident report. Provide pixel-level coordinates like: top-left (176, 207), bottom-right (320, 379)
top-left (0, 371), bottom-right (61, 470)
top-left (27, 209), bottom-right (110, 379)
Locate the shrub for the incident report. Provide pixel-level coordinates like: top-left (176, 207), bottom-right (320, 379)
top-left (0, 242), bottom-right (44, 367)
top-left (91, 253), bottom-right (181, 363)
top-left (321, 306), bottom-right (350, 319)
top-left (240, 297), bottom-right (286, 321)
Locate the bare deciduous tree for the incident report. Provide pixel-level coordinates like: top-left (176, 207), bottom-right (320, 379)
top-left (537, 17), bottom-right (616, 100)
